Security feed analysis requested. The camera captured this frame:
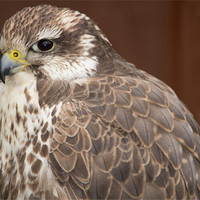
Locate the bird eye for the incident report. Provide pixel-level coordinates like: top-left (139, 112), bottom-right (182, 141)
top-left (32, 39), bottom-right (54, 52)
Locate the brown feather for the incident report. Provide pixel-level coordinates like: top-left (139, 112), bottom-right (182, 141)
top-left (48, 72), bottom-right (200, 199)
top-left (1, 4), bottom-right (200, 199)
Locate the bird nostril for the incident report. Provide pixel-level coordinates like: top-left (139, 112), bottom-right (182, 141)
top-left (10, 50), bottom-right (20, 60)
top-left (13, 52), bottom-right (19, 58)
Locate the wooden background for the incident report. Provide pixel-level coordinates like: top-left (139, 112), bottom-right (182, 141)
top-left (0, 1), bottom-right (200, 123)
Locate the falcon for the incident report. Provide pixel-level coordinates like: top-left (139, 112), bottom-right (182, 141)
top-left (0, 4), bottom-right (200, 199)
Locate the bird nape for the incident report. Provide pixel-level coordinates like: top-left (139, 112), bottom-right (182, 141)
top-left (0, 4), bottom-right (199, 200)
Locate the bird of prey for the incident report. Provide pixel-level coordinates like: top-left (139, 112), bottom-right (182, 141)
top-left (0, 4), bottom-right (200, 200)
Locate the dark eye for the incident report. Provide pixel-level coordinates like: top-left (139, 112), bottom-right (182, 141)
top-left (32, 39), bottom-right (54, 52)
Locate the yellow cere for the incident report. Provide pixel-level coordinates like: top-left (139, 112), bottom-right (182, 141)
top-left (10, 50), bottom-right (20, 60)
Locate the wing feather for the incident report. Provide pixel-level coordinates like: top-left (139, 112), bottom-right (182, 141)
top-left (44, 68), bottom-right (200, 199)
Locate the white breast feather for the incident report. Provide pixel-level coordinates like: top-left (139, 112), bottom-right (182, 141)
top-left (0, 72), bottom-right (63, 199)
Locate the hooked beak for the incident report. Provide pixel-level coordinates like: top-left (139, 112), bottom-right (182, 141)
top-left (0, 53), bottom-right (30, 83)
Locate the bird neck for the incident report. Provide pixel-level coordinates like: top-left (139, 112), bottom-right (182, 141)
top-left (0, 76), bottom-right (39, 152)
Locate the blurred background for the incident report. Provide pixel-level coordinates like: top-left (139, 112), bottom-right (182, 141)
top-left (0, 1), bottom-right (200, 123)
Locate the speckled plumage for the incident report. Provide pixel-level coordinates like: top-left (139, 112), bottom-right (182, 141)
top-left (0, 4), bottom-right (200, 199)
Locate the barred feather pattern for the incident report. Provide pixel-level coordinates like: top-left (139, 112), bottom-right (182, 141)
top-left (38, 63), bottom-right (200, 199)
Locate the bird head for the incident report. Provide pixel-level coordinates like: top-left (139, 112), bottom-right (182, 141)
top-left (0, 4), bottom-right (114, 84)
